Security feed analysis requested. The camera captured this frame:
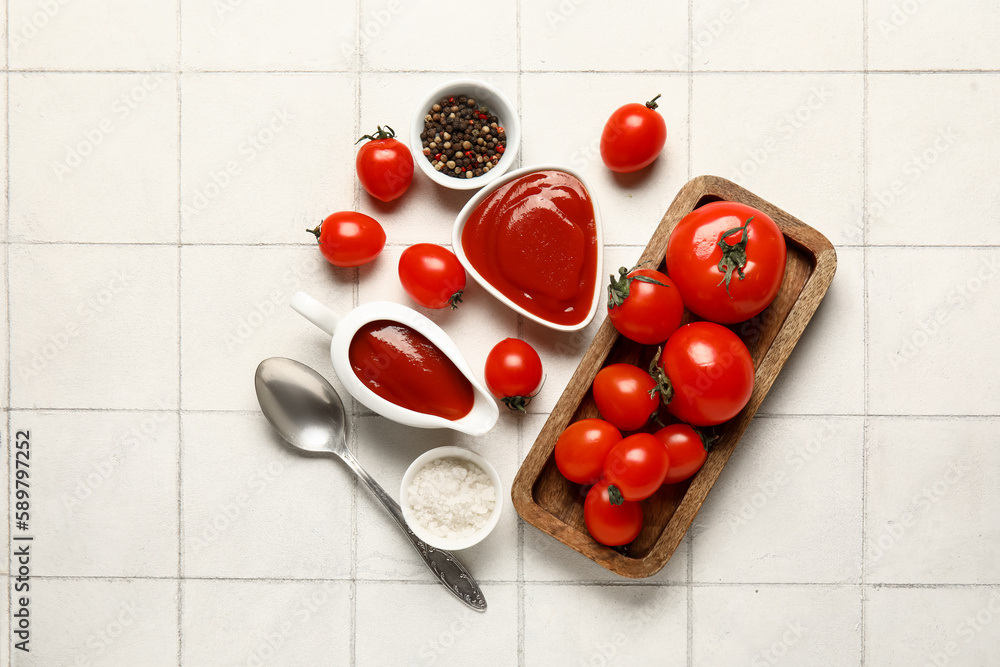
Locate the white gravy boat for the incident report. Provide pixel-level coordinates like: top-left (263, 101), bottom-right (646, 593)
top-left (290, 291), bottom-right (498, 436)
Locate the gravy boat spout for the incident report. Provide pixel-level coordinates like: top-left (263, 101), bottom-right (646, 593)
top-left (290, 291), bottom-right (499, 437)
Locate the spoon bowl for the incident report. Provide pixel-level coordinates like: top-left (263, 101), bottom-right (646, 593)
top-left (254, 357), bottom-right (487, 611)
top-left (290, 292), bottom-right (499, 436)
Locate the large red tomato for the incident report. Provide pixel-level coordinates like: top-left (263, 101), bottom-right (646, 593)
top-left (665, 201), bottom-right (786, 324)
top-left (652, 322), bottom-right (754, 427)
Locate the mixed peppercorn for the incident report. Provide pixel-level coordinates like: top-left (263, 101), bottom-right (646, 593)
top-left (420, 95), bottom-right (507, 179)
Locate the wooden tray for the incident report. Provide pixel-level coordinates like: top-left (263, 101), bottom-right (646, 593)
top-left (511, 175), bottom-right (837, 578)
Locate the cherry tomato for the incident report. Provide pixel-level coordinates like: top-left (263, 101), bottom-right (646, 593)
top-left (603, 433), bottom-right (671, 502)
top-left (554, 419), bottom-right (622, 485)
top-left (356, 125), bottom-right (414, 202)
top-left (592, 363), bottom-right (660, 432)
top-left (398, 243), bottom-right (467, 309)
top-left (307, 211), bottom-right (385, 267)
top-left (484, 338), bottom-right (543, 412)
top-left (600, 94), bottom-right (667, 173)
top-left (652, 322), bottom-right (754, 427)
top-left (584, 479), bottom-right (643, 546)
top-left (607, 266), bottom-right (684, 344)
top-left (654, 424), bottom-right (709, 484)
top-left (665, 201), bottom-right (787, 324)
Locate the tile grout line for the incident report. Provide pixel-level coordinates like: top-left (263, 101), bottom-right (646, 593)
top-left (8, 68), bottom-right (1000, 75)
top-left (861, 2), bottom-right (870, 665)
top-left (686, 3), bottom-right (694, 665)
top-left (351, 3), bottom-right (361, 663)
top-left (515, 7), bottom-right (526, 664)
top-left (175, 3), bottom-right (185, 664)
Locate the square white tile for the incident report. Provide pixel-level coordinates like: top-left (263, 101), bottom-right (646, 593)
top-left (9, 244), bottom-right (179, 410)
top-left (355, 582), bottom-right (517, 665)
top-left (180, 245), bottom-right (351, 411)
top-left (521, 72), bottom-right (690, 247)
top-left (692, 417), bottom-right (864, 584)
top-left (181, 412), bottom-right (354, 579)
top-left (355, 243), bottom-right (520, 401)
top-left (356, 71), bottom-right (519, 247)
top-left (867, 248), bottom-right (1000, 415)
top-left (689, 0), bottom-right (863, 71)
top-left (760, 247), bottom-right (865, 415)
top-left (865, 586), bottom-right (1000, 666)
top-left (9, 73), bottom-right (180, 243)
top-left (520, 0), bottom-right (687, 72)
top-left (182, 579), bottom-right (352, 666)
top-left (180, 73), bottom-right (357, 244)
top-left (353, 415), bottom-right (519, 581)
top-left (693, 585), bottom-right (862, 666)
top-left (520, 412), bottom-right (689, 584)
top-left (8, 0), bottom-right (178, 70)
top-left (868, 0), bottom-right (1000, 70)
top-left (866, 418), bottom-right (1000, 584)
top-left (524, 583), bottom-right (686, 666)
top-left (691, 73), bottom-right (865, 246)
top-left (23, 410), bottom-right (179, 577)
top-left (15, 578), bottom-right (178, 666)
top-left (867, 74), bottom-right (1000, 246)
top-left (181, 0), bottom-right (356, 71)
top-left (358, 0), bottom-right (517, 72)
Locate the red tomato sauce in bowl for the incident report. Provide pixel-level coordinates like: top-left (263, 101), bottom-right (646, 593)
top-left (460, 170), bottom-right (599, 327)
top-left (348, 320), bottom-right (475, 421)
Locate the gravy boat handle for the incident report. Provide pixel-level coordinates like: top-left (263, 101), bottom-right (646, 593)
top-left (291, 291), bottom-right (340, 336)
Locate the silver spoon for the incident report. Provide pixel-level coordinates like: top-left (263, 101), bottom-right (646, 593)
top-left (254, 357), bottom-right (487, 612)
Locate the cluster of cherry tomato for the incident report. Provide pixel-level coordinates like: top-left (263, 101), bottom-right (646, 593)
top-left (306, 93), bottom-right (676, 416)
top-left (555, 200), bottom-right (788, 546)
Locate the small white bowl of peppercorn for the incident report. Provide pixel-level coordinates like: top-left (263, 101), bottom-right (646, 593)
top-left (410, 79), bottom-right (520, 191)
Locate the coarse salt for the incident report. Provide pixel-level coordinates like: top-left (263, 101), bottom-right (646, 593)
top-left (407, 457), bottom-right (496, 539)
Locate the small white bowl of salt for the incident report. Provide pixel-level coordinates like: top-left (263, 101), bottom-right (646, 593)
top-left (400, 446), bottom-right (503, 551)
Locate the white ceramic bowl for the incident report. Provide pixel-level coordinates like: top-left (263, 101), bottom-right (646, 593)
top-left (409, 79), bottom-right (520, 191)
top-left (290, 292), bottom-right (499, 436)
top-left (400, 446), bottom-right (503, 551)
top-left (451, 164), bottom-right (604, 332)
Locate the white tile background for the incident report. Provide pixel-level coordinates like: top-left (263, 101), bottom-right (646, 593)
top-left (4, 1), bottom-right (1000, 666)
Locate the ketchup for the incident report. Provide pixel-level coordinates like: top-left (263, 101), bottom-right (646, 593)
top-left (461, 170), bottom-right (598, 326)
top-left (348, 320), bottom-right (474, 421)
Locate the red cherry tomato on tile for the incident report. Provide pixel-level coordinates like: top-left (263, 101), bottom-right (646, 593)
top-left (654, 424), bottom-right (709, 484)
top-left (592, 363), bottom-right (660, 432)
top-left (607, 266), bottom-right (684, 344)
top-left (600, 94), bottom-right (667, 173)
top-left (665, 201), bottom-right (787, 324)
top-left (652, 322), bottom-right (754, 427)
top-left (398, 243), bottom-right (467, 309)
top-left (602, 432), bottom-right (671, 502)
top-left (484, 338), bottom-right (543, 412)
top-left (554, 419), bottom-right (622, 485)
top-left (308, 211), bottom-right (385, 267)
top-left (356, 125), bottom-right (414, 202)
top-left (584, 479), bottom-right (643, 546)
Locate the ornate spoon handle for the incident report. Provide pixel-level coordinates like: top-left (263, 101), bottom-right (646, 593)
top-left (338, 449), bottom-right (487, 611)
